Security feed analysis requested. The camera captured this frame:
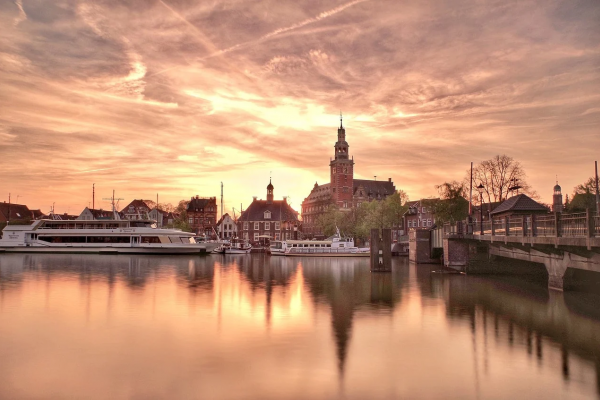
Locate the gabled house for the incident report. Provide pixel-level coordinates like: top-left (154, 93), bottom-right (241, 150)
top-left (120, 200), bottom-right (153, 220)
top-left (0, 202), bottom-right (33, 224)
top-left (216, 213), bottom-right (237, 239)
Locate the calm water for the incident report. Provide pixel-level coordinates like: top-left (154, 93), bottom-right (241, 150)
top-left (1, 254), bottom-right (599, 400)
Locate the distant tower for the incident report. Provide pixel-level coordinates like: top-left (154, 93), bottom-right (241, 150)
top-left (267, 179), bottom-right (274, 204)
top-left (329, 113), bottom-right (354, 208)
top-left (552, 180), bottom-right (563, 213)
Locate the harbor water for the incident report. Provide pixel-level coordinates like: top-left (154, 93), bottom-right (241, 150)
top-left (0, 253), bottom-right (599, 399)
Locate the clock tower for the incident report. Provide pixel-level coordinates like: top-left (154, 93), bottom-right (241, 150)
top-left (329, 114), bottom-right (354, 208)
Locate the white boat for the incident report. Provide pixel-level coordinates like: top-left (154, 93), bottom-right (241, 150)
top-left (0, 219), bottom-right (219, 255)
top-left (269, 232), bottom-right (369, 257)
top-left (212, 238), bottom-right (252, 255)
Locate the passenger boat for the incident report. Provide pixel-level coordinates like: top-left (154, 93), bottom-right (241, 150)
top-left (212, 238), bottom-right (252, 255)
top-left (0, 219), bottom-right (219, 255)
top-left (269, 233), bottom-right (369, 257)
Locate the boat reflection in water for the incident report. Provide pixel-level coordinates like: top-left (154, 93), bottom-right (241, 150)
top-left (0, 254), bottom-right (599, 399)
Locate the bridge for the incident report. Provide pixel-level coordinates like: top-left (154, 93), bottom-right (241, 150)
top-left (443, 210), bottom-right (600, 291)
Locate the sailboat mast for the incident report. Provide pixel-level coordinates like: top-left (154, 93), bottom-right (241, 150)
top-left (220, 182), bottom-right (224, 240)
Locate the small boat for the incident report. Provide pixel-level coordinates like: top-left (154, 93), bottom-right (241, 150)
top-left (0, 219), bottom-right (219, 254)
top-left (212, 238), bottom-right (252, 254)
top-left (269, 231), bottom-right (369, 257)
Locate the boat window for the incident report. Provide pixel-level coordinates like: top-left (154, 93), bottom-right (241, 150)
top-left (181, 237), bottom-right (194, 244)
top-left (169, 237), bottom-right (183, 243)
top-left (141, 236), bottom-right (161, 244)
top-left (327, 244), bottom-right (331, 247)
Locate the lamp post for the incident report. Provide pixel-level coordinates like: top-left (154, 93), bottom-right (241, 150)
top-left (477, 183), bottom-right (484, 235)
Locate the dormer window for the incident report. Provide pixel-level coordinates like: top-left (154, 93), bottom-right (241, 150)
top-left (264, 211), bottom-right (271, 219)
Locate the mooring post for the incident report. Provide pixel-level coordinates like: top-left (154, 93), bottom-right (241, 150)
top-left (370, 228), bottom-right (391, 272)
top-left (370, 229), bottom-right (381, 271)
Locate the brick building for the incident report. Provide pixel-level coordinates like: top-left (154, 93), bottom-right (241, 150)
top-left (237, 180), bottom-right (300, 244)
top-left (302, 116), bottom-right (396, 238)
top-left (187, 196), bottom-right (218, 237)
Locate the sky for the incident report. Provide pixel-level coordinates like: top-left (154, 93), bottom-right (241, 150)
top-left (1, 0), bottom-right (599, 216)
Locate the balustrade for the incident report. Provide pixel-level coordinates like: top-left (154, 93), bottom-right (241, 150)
top-left (447, 211), bottom-right (599, 239)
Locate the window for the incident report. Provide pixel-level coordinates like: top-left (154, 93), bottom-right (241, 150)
top-left (428, 219), bottom-right (432, 227)
top-left (265, 222), bottom-right (270, 230)
top-left (188, 218), bottom-right (193, 224)
top-left (275, 233), bottom-right (280, 240)
top-left (254, 233), bottom-right (259, 241)
top-left (422, 207), bottom-right (426, 213)
top-left (264, 211), bottom-right (271, 219)
top-left (243, 232), bottom-right (249, 240)
top-left (243, 222), bottom-right (248, 230)
top-left (254, 222), bottom-right (259, 230)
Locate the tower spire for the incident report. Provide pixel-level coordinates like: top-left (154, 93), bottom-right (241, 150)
top-left (340, 111), bottom-right (343, 129)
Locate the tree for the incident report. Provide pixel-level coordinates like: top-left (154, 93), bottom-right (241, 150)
top-left (167, 200), bottom-right (191, 232)
top-left (573, 177), bottom-right (599, 195)
top-left (568, 177), bottom-right (599, 212)
top-left (467, 155), bottom-right (537, 204)
top-left (433, 181), bottom-right (469, 223)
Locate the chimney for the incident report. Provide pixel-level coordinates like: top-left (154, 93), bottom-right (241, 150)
top-left (388, 178), bottom-right (392, 182)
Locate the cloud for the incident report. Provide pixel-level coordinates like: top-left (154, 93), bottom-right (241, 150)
top-left (0, 0), bottom-right (599, 214)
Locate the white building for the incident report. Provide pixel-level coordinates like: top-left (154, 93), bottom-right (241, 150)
top-left (216, 213), bottom-right (237, 239)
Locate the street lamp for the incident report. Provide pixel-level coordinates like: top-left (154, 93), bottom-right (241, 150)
top-left (476, 183), bottom-right (485, 235)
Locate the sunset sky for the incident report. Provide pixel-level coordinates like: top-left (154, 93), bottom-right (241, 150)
top-left (1, 0), bottom-right (599, 215)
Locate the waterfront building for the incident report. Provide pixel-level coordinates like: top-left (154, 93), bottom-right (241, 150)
top-left (0, 202), bottom-right (33, 225)
top-left (120, 199), bottom-right (153, 220)
top-left (552, 181), bottom-right (564, 213)
top-left (216, 213), bottom-right (237, 239)
top-left (402, 199), bottom-right (438, 234)
top-left (148, 208), bottom-right (177, 228)
top-left (237, 180), bottom-right (300, 243)
top-left (301, 116), bottom-right (396, 238)
top-left (78, 207), bottom-right (123, 220)
top-left (187, 196), bottom-right (218, 237)
top-left (490, 194), bottom-right (549, 218)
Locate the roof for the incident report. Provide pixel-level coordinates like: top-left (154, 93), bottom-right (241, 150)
top-left (239, 199), bottom-right (299, 222)
top-left (187, 197), bottom-right (216, 212)
top-left (216, 213), bottom-right (233, 225)
top-left (120, 199), bottom-right (151, 213)
top-left (304, 183), bottom-right (332, 203)
top-left (0, 202), bottom-right (33, 221)
top-left (490, 194), bottom-right (549, 215)
top-left (353, 179), bottom-right (395, 197)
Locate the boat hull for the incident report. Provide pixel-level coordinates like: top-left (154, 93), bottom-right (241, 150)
top-left (283, 252), bottom-right (370, 257)
top-left (0, 244), bottom-right (217, 255)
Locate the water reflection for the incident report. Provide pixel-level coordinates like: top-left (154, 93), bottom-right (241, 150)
top-left (0, 253), bottom-right (599, 399)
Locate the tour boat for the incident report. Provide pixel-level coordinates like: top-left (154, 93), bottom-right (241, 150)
top-left (212, 238), bottom-right (252, 255)
top-left (269, 232), bottom-right (369, 257)
top-left (0, 219), bottom-right (219, 255)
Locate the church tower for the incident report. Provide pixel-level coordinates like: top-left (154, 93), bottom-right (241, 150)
top-left (329, 114), bottom-right (354, 208)
top-left (552, 180), bottom-right (563, 213)
top-left (267, 179), bottom-right (274, 204)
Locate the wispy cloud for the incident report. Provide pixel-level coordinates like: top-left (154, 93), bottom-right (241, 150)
top-left (0, 0), bottom-right (599, 213)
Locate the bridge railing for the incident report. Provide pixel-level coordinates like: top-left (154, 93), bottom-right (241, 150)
top-left (492, 218), bottom-right (505, 236)
top-left (536, 215), bottom-right (556, 237)
top-left (509, 217), bottom-right (523, 236)
top-left (561, 212), bottom-right (587, 237)
top-left (446, 210), bottom-right (598, 239)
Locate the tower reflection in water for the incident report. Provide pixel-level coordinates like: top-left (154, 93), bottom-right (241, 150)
top-left (0, 253), bottom-right (598, 399)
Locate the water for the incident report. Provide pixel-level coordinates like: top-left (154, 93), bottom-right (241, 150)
top-left (0, 253), bottom-right (599, 400)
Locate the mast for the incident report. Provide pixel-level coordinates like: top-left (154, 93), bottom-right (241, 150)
top-left (92, 183), bottom-right (95, 210)
top-left (595, 161), bottom-right (599, 214)
top-left (469, 162), bottom-right (473, 216)
top-left (220, 182), bottom-right (224, 240)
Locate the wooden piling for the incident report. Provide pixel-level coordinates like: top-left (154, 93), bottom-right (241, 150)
top-left (370, 228), bottom-right (391, 272)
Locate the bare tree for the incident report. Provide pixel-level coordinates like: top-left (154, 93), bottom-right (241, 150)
top-left (467, 155), bottom-right (537, 205)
